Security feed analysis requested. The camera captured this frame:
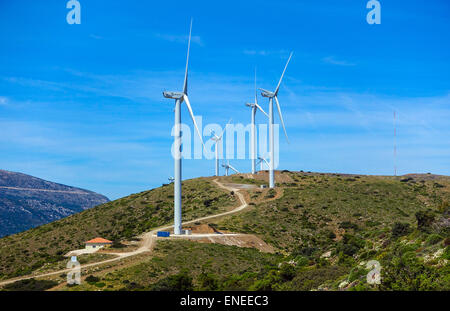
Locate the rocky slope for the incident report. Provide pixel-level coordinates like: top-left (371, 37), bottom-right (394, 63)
top-left (0, 169), bottom-right (109, 237)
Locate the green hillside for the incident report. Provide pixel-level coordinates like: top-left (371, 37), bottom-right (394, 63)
top-left (1, 172), bottom-right (449, 291)
top-left (0, 178), bottom-right (237, 279)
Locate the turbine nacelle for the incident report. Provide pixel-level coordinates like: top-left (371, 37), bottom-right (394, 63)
top-left (245, 103), bottom-right (256, 108)
top-left (163, 91), bottom-right (184, 100)
top-left (211, 134), bottom-right (221, 142)
top-left (259, 88), bottom-right (275, 98)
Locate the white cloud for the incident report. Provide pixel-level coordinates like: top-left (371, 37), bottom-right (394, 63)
top-left (322, 56), bottom-right (355, 66)
top-left (243, 49), bottom-right (289, 56)
top-left (155, 33), bottom-right (203, 46)
top-left (89, 34), bottom-right (104, 40)
top-left (0, 97), bottom-right (7, 105)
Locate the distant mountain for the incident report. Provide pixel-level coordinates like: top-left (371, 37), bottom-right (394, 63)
top-left (0, 169), bottom-right (109, 237)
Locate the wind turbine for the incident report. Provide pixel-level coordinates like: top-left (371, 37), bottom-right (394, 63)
top-left (245, 68), bottom-right (268, 174)
top-left (257, 156), bottom-right (270, 171)
top-left (163, 19), bottom-right (205, 235)
top-left (168, 177), bottom-right (175, 183)
top-left (222, 161), bottom-right (240, 176)
top-left (210, 118), bottom-right (232, 176)
top-left (260, 52), bottom-right (293, 188)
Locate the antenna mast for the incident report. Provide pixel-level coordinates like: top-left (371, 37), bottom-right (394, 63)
top-left (394, 110), bottom-right (397, 176)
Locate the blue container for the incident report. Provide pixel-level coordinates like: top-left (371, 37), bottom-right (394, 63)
top-left (157, 231), bottom-right (170, 237)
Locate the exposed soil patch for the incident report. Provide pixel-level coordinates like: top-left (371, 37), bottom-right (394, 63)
top-left (194, 234), bottom-right (275, 253)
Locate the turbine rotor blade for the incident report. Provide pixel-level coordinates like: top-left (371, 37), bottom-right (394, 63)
top-left (183, 94), bottom-right (205, 150)
top-left (255, 102), bottom-right (268, 118)
top-left (254, 67), bottom-right (258, 103)
top-left (183, 19), bottom-right (193, 95)
top-left (274, 51), bottom-right (293, 96)
top-left (229, 165), bottom-right (240, 174)
top-left (274, 96), bottom-right (289, 143)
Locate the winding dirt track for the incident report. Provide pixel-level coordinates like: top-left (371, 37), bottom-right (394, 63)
top-left (0, 179), bottom-right (249, 287)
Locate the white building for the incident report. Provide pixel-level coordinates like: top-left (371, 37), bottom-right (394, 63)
top-left (85, 237), bottom-right (112, 250)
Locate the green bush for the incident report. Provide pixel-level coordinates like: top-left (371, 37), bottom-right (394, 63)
top-left (198, 272), bottom-right (219, 290)
top-left (442, 247), bottom-right (450, 260)
top-left (391, 222), bottom-right (411, 238)
top-left (150, 271), bottom-right (193, 291)
top-left (279, 263), bottom-right (296, 281)
top-left (415, 210), bottom-right (435, 231)
top-left (3, 278), bottom-right (58, 291)
top-left (295, 256), bottom-right (309, 267)
top-left (425, 234), bottom-right (443, 246)
top-left (85, 275), bottom-right (100, 284)
top-left (339, 221), bottom-right (359, 231)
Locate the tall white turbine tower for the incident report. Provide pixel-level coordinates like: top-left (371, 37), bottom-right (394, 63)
top-left (210, 119), bottom-right (232, 176)
top-left (245, 69), bottom-right (268, 174)
top-left (260, 52), bottom-right (293, 188)
top-left (163, 20), bottom-right (205, 235)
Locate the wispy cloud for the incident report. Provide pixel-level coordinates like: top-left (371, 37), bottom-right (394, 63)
top-left (322, 56), bottom-right (356, 66)
top-left (0, 96), bottom-right (7, 105)
top-left (89, 34), bottom-right (104, 40)
top-left (155, 33), bottom-right (203, 46)
top-left (243, 49), bottom-right (289, 57)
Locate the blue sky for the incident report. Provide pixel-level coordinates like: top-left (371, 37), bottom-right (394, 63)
top-left (0, 0), bottom-right (449, 200)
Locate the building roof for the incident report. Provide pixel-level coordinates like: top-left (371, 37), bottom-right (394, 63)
top-left (85, 237), bottom-right (113, 244)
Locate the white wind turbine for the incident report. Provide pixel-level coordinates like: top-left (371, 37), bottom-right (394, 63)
top-left (210, 118), bottom-right (232, 176)
top-left (222, 161), bottom-right (240, 176)
top-left (260, 52), bottom-right (293, 188)
top-left (257, 156), bottom-right (270, 171)
top-left (245, 69), bottom-right (268, 174)
top-left (163, 19), bottom-right (205, 235)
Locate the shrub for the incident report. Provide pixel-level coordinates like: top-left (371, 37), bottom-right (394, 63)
top-left (391, 222), bottom-right (411, 238)
top-left (292, 246), bottom-right (317, 259)
top-left (265, 189), bottom-right (276, 199)
top-left (85, 275), bottom-right (100, 284)
top-left (425, 234), bottom-right (443, 246)
top-left (279, 263), bottom-right (296, 281)
top-left (381, 251), bottom-right (443, 290)
top-left (442, 247), bottom-right (450, 260)
top-left (415, 210), bottom-right (435, 231)
top-left (150, 271), bottom-right (193, 291)
top-left (294, 256), bottom-right (309, 267)
top-left (111, 240), bottom-right (126, 248)
top-left (339, 221), bottom-right (359, 231)
top-left (337, 234), bottom-right (365, 256)
top-left (198, 272), bottom-right (219, 290)
top-left (3, 279), bottom-right (58, 291)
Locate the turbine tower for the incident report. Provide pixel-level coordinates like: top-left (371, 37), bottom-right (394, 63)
top-left (210, 119), bottom-right (232, 176)
top-left (222, 161), bottom-right (240, 176)
top-left (163, 19), bottom-right (205, 235)
top-left (260, 52), bottom-right (292, 188)
top-left (245, 69), bottom-right (268, 174)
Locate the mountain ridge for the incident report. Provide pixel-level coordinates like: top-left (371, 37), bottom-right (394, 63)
top-left (0, 169), bottom-right (109, 237)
